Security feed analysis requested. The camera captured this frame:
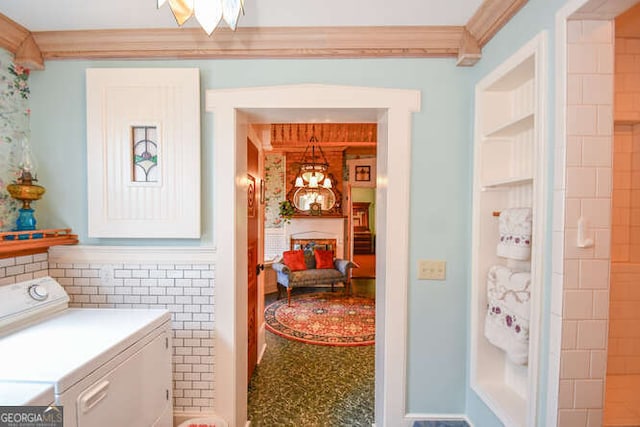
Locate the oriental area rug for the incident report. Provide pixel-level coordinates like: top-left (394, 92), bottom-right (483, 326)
top-left (264, 292), bottom-right (375, 346)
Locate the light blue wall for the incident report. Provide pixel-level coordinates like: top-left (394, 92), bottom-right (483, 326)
top-left (28, 58), bottom-right (475, 413)
top-left (464, 0), bottom-right (567, 425)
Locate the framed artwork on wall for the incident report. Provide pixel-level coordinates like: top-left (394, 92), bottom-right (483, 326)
top-left (247, 174), bottom-right (256, 217)
top-left (347, 158), bottom-right (376, 188)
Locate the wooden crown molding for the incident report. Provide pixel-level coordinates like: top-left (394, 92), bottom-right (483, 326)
top-left (0, 14), bottom-right (44, 69)
top-left (32, 26), bottom-right (467, 60)
top-left (1, 2), bottom-right (530, 68)
top-left (466, 0), bottom-right (529, 47)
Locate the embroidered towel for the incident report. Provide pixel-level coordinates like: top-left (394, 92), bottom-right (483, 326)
top-left (497, 208), bottom-right (532, 260)
top-left (484, 265), bottom-right (531, 365)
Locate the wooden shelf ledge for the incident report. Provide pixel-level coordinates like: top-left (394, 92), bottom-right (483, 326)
top-left (0, 228), bottom-right (78, 259)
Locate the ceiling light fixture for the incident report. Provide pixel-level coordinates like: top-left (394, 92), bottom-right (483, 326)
top-left (158, 0), bottom-right (245, 35)
top-left (295, 136), bottom-right (332, 190)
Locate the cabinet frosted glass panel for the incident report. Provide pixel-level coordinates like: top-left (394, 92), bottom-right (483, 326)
top-left (470, 33), bottom-right (547, 427)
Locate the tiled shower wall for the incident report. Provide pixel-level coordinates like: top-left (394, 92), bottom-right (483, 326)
top-left (611, 125), bottom-right (637, 262)
top-left (608, 126), bottom-right (640, 375)
top-left (608, 263), bottom-right (640, 375)
top-left (554, 20), bottom-right (614, 427)
top-left (607, 32), bottom-right (640, 377)
top-left (46, 255), bottom-right (216, 415)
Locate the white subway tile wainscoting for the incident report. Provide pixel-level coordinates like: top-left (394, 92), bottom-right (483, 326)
top-left (0, 253), bottom-right (49, 285)
top-left (47, 246), bottom-right (216, 416)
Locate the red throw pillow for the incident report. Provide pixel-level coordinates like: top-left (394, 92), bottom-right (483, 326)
top-left (282, 250), bottom-right (307, 271)
top-left (314, 249), bottom-right (334, 269)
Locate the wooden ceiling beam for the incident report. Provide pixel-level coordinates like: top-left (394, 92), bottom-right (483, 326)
top-left (0, 14), bottom-right (44, 69)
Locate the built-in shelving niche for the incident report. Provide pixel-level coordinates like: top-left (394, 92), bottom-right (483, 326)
top-left (470, 32), bottom-right (547, 427)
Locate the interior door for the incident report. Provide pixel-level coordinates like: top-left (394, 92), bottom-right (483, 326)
top-left (247, 139), bottom-right (259, 383)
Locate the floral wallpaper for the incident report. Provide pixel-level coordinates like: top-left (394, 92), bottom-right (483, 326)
top-left (0, 49), bottom-right (30, 231)
top-left (264, 154), bottom-right (286, 228)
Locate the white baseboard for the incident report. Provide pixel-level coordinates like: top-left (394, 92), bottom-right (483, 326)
top-left (257, 341), bottom-right (267, 365)
top-left (173, 410), bottom-right (228, 427)
top-left (404, 412), bottom-right (473, 427)
top-left (257, 322), bottom-right (267, 364)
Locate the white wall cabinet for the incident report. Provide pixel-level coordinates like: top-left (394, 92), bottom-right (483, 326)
top-left (86, 68), bottom-right (201, 238)
top-left (470, 33), bottom-right (547, 427)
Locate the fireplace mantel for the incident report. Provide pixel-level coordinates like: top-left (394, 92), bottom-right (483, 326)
top-left (287, 217), bottom-right (346, 259)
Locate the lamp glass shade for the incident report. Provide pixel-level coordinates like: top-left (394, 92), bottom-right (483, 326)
top-left (309, 174), bottom-right (319, 188)
top-left (323, 177), bottom-right (332, 188)
top-left (301, 169), bottom-right (325, 183)
top-left (295, 176), bottom-right (304, 187)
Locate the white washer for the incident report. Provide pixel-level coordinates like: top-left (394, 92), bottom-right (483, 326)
top-left (0, 277), bottom-right (173, 427)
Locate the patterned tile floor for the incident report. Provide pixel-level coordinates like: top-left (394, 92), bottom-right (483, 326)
top-left (248, 279), bottom-right (375, 427)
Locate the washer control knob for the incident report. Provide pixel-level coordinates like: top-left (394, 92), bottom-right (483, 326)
top-left (28, 284), bottom-right (49, 301)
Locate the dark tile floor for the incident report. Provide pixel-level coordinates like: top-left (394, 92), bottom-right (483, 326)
top-left (247, 279), bottom-right (375, 427)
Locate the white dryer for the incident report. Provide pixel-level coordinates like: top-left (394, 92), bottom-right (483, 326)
top-left (0, 276), bottom-right (173, 427)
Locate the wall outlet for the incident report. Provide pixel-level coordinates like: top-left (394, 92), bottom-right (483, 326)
top-left (417, 259), bottom-right (446, 280)
top-left (99, 264), bottom-right (115, 286)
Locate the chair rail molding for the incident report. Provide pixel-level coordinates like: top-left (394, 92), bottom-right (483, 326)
top-left (48, 245), bottom-right (216, 265)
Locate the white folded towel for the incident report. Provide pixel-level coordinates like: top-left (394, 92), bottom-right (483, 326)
top-left (497, 208), bottom-right (532, 261)
top-left (484, 265), bottom-right (531, 365)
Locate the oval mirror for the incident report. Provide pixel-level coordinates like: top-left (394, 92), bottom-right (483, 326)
top-left (293, 187), bottom-right (336, 212)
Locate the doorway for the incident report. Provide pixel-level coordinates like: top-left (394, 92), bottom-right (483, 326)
top-left (351, 188), bottom-right (377, 279)
top-left (207, 84), bottom-right (420, 426)
top-left (247, 124), bottom-right (378, 424)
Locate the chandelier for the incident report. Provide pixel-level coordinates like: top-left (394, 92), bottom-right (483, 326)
top-left (158, 0), bottom-right (245, 35)
top-left (295, 136), bottom-right (332, 190)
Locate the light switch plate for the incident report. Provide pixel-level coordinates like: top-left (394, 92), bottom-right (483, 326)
top-left (417, 259), bottom-right (446, 280)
